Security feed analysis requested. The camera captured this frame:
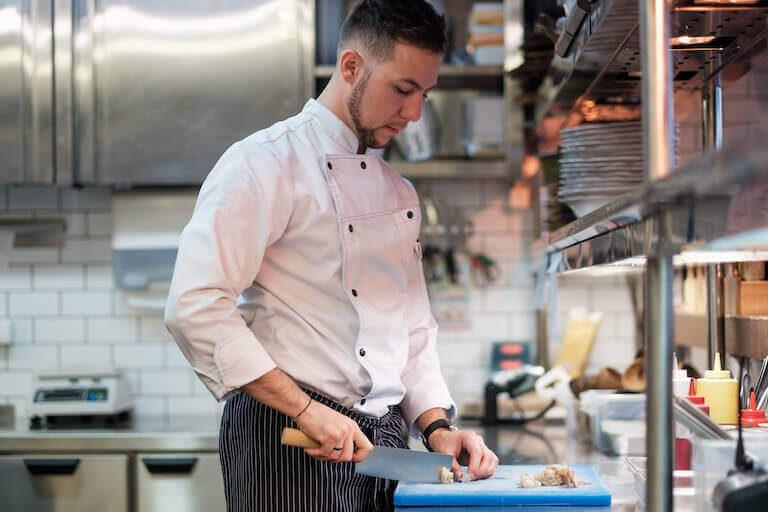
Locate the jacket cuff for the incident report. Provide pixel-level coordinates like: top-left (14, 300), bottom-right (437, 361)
top-left (214, 329), bottom-right (276, 391)
top-left (400, 385), bottom-right (457, 439)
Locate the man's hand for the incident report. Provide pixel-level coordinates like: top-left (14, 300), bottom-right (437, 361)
top-left (295, 399), bottom-right (374, 464)
top-left (240, 368), bottom-right (373, 464)
top-left (428, 428), bottom-right (499, 482)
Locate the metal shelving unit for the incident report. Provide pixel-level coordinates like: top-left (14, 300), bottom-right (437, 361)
top-left (531, 0), bottom-right (768, 510)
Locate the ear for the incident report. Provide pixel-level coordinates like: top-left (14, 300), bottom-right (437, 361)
top-left (338, 48), bottom-right (365, 85)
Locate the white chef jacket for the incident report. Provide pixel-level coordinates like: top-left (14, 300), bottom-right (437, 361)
top-left (165, 99), bottom-right (456, 435)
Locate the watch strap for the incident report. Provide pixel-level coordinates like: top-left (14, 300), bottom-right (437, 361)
top-left (420, 418), bottom-right (454, 452)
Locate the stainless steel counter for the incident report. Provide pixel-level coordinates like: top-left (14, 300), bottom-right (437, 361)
top-left (0, 415), bottom-right (640, 509)
top-left (0, 415), bottom-right (220, 452)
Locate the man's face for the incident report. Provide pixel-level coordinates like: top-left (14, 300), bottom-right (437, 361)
top-left (346, 42), bottom-right (442, 150)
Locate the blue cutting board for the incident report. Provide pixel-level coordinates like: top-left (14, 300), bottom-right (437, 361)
top-left (394, 464), bottom-right (611, 507)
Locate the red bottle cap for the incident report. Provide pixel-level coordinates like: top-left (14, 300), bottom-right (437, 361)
top-left (686, 378), bottom-right (710, 416)
top-left (741, 391), bottom-right (766, 427)
top-left (686, 378), bottom-right (705, 405)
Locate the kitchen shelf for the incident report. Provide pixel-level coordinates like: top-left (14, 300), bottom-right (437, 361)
top-left (536, 0), bottom-right (768, 123)
top-left (389, 158), bottom-right (509, 180)
top-left (675, 313), bottom-right (768, 359)
top-left (537, 141), bottom-right (768, 270)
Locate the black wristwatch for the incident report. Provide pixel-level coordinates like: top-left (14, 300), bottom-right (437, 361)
top-left (420, 418), bottom-right (456, 452)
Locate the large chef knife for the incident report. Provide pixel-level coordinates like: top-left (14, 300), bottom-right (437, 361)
top-left (281, 427), bottom-right (453, 483)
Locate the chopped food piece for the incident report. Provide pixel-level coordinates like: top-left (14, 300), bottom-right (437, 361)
top-left (461, 473), bottom-right (473, 483)
top-left (534, 467), bottom-right (560, 486)
top-left (520, 473), bottom-right (542, 488)
top-left (438, 466), bottom-right (453, 484)
top-left (521, 463), bottom-right (587, 488)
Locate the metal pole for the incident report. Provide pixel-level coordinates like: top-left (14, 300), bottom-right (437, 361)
top-left (706, 264), bottom-right (725, 365)
top-left (703, 44), bottom-right (724, 367)
top-left (640, 0), bottom-right (675, 509)
top-left (701, 30), bottom-right (723, 153)
top-left (640, 0), bottom-right (675, 182)
top-left (645, 255), bottom-right (675, 512)
top-left (536, 308), bottom-right (549, 369)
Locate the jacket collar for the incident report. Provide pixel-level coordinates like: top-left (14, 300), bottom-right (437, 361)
top-left (302, 99), bottom-right (361, 155)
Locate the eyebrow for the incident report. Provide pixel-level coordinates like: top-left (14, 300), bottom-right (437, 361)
top-left (399, 77), bottom-right (437, 92)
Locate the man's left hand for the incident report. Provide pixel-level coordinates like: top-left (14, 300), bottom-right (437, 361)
top-left (428, 428), bottom-right (499, 482)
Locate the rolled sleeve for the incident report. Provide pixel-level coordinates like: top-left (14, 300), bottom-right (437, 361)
top-left (164, 142), bottom-right (292, 401)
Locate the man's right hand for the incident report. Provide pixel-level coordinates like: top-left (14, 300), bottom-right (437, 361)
top-left (295, 399), bottom-right (374, 464)
top-left (239, 368), bottom-right (374, 464)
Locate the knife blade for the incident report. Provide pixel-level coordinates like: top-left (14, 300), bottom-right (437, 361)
top-left (281, 427), bottom-right (453, 483)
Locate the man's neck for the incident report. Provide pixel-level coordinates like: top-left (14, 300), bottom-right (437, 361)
top-left (316, 77), bottom-right (365, 154)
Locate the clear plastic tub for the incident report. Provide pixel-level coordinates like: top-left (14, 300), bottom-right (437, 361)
top-left (580, 391), bottom-right (646, 455)
top-left (625, 456), bottom-right (696, 511)
top-left (693, 432), bottom-right (768, 511)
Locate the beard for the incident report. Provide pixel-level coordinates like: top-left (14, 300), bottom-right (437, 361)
top-left (346, 69), bottom-right (385, 152)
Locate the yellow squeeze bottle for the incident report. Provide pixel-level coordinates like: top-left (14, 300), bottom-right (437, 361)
top-left (696, 352), bottom-right (738, 425)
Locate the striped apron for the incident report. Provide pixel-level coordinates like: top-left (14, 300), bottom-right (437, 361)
top-left (219, 389), bottom-right (409, 512)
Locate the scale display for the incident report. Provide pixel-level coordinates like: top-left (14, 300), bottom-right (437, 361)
top-left (34, 388), bottom-right (109, 402)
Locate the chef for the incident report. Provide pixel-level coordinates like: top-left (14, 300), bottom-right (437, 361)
top-left (164, 0), bottom-right (498, 510)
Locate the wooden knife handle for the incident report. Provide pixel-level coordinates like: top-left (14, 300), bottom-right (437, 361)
top-left (281, 427), bottom-right (321, 449)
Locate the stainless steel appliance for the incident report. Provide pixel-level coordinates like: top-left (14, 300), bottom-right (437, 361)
top-left (136, 453), bottom-right (225, 512)
top-left (0, 454), bottom-right (129, 512)
top-left (28, 369), bottom-right (133, 428)
top-left (0, 0), bottom-right (313, 185)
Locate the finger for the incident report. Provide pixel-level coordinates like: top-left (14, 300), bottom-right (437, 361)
top-left (451, 457), bottom-right (462, 482)
top-left (473, 450), bottom-right (498, 480)
top-left (304, 447), bottom-right (331, 461)
top-left (351, 429), bottom-right (374, 463)
top-left (465, 435), bottom-right (485, 479)
top-left (326, 439), bottom-right (344, 461)
top-left (339, 431), bottom-right (355, 463)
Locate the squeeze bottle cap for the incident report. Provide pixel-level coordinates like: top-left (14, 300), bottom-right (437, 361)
top-left (741, 391), bottom-right (766, 427)
top-left (704, 352), bottom-right (732, 379)
top-left (673, 353), bottom-right (688, 380)
top-left (686, 378), bottom-right (706, 405)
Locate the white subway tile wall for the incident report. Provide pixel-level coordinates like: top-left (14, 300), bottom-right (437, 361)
top-left (0, 181), bottom-right (640, 423)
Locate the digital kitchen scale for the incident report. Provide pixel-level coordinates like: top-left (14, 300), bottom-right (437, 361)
top-left (29, 369), bottom-right (133, 429)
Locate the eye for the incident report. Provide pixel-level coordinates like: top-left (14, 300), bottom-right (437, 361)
top-left (395, 86), bottom-right (411, 95)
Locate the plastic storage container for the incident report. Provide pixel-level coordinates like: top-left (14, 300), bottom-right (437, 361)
top-left (580, 391), bottom-right (646, 455)
top-left (625, 456), bottom-right (695, 511)
top-left (693, 433), bottom-right (768, 511)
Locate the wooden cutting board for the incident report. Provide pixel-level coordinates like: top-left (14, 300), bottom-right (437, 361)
top-left (394, 464), bottom-right (611, 508)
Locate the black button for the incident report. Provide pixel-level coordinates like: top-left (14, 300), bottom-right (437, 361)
top-left (407, 211), bottom-right (414, 219)
top-left (359, 348), bottom-right (366, 357)
top-left (360, 398), bottom-right (367, 405)
top-left (351, 289), bottom-right (358, 297)
top-left (360, 161), bottom-right (367, 169)
top-left (348, 224), bottom-right (353, 233)
top-left (327, 162), bottom-right (333, 170)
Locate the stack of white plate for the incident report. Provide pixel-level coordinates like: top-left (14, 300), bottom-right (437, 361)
top-left (558, 121), bottom-right (678, 217)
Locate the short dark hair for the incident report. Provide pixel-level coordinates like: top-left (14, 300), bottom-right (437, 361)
top-left (338, 0), bottom-right (448, 60)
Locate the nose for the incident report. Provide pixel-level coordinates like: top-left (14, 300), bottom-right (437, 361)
top-left (401, 94), bottom-right (423, 123)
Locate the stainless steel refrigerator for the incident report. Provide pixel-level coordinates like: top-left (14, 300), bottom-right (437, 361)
top-left (0, 0), bottom-right (314, 185)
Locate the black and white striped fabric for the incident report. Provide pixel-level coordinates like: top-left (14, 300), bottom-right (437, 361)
top-left (219, 389), bottom-right (409, 512)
